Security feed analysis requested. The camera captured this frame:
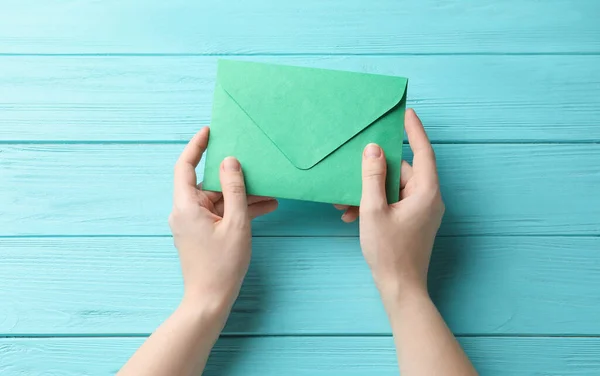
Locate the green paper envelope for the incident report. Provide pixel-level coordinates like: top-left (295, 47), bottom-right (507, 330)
top-left (203, 59), bottom-right (408, 206)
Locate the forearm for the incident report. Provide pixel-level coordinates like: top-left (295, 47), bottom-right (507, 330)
top-left (118, 296), bottom-right (231, 376)
top-left (382, 285), bottom-right (477, 376)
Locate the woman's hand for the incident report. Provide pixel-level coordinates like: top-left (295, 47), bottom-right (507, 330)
top-left (336, 109), bottom-right (445, 298)
top-left (169, 127), bottom-right (278, 310)
top-left (119, 127), bottom-right (278, 376)
top-left (337, 110), bottom-right (476, 375)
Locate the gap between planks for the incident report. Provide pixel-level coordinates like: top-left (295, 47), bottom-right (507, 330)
top-left (1, 234), bottom-right (600, 239)
top-left (3, 334), bottom-right (600, 339)
top-left (1, 141), bottom-right (600, 145)
top-left (0, 53), bottom-right (600, 57)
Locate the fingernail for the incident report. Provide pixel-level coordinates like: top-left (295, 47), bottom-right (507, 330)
top-left (223, 156), bottom-right (241, 171)
top-left (364, 143), bottom-right (381, 159)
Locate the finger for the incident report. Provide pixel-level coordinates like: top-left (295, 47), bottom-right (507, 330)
top-left (404, 109), bottom-right (438, 182)
top-left (219, 156), bottom-right (249, 223)
top-left (247, 195), bottom-right (276, 205)
top-left (400, 160), bottom-right (413, 189)
top-left (197, 182), bottom-right (222, 203)
top-left (360, 143), bottom-right (388, 211)
top-left (195, 191), bottom-right (220, 214)
top-left (341, 206), bottom-right (359, 223)
top-left (214, 196), bottom-right (276, 217)
top-left (174, 127), bottom-right (209, 201)
top-left (334, 204), bottom-right (350, 211)
top-left (248, 199), bottom-right (279, 219)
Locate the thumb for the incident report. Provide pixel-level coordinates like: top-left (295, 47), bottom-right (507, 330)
top-left (220, 157), bottom-right (249, 225)
top-left (360, 143), bottom-right (388, 211)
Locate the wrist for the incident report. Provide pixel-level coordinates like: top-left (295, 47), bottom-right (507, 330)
top-left (379, 284), bottom-right (433, 329)
top-left (374, 274), bottom-right (429, 308)
top-left (180, 291), bottom-right (233, 325)
top-left (164, 295), bottom-right (232, 345)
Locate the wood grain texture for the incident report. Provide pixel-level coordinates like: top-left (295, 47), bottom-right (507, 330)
top-left (0, 0), bottom-right (599, 54)
top-left (1, 0), bottom-right (599, 374)
top-left (1, 144), bottom-right (599, 236)
top-left (1, 56), bottom-right (599, 142)
top-left (1, 237), bottom-right (599, 335)
top-left (1, 337), bottom-right (600, 375)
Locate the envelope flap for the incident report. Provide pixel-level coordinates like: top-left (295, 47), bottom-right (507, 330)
top-left (217, 60), bottom-right (408, 169)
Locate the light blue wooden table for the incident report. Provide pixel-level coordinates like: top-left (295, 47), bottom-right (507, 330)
top-left (1, 1), bottom-right (600, 375)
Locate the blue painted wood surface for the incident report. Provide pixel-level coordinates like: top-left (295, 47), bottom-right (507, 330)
top-left (2, 144), bottom-right (599, 236)
top-left (1, 0), bottom-right (599, 54)
top-left (1, 0), bottom-right (599, 375)
top-left (1, 237), bottom-right (600, 336)
top-left (2, 56), bottom-right (600, 142)
top-left (2, 337), bottom-right (600, 375)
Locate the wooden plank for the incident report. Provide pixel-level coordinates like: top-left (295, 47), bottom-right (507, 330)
top-left (1, 337), bottom-right (599, 375)
top-left (1, 56), bottom-right (599, 142)
top-left (1, 144), bottom-right (599, 236)
top-left (1, 237), bottom-right (599, 335)
top-left (0, 0), bottom-right (598, 54)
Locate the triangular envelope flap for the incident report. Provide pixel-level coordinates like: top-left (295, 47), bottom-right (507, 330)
top-left (217, 60), bottom-right (407, 169)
